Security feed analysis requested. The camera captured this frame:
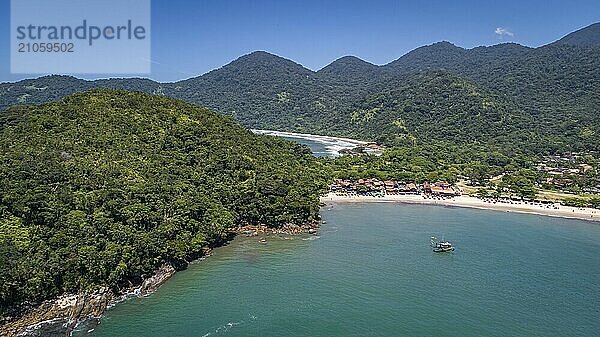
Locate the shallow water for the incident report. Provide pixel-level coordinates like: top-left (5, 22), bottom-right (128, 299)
top-left (278, 135), bottom-right (334, 157)
top-left (77, 202), bottom-right (600, 337)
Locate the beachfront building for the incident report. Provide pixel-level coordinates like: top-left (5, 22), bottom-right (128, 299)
top-left (425, 181), bottom-right (459, 197)
top-left (329, 179), bottom-right (424, 196)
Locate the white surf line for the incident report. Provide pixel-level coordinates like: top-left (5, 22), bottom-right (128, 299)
top-left (251, 129), bottom-right (369, 146)
top-left (252, 129), bottom-right (370, 157)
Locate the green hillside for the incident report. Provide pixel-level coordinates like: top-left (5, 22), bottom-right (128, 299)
top-left (0, 90), bottom-right (327, 315)
top-left (340, 72), bottom-right (534, 148)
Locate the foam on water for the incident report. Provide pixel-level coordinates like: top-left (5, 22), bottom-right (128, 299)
top-left (200, 315), bottom-right (256, 337)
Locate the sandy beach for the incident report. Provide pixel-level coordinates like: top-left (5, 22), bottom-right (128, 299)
top-left (251, 129), bottom-right (369, 146)
top-left (321, 193), bottom-right (600, 222)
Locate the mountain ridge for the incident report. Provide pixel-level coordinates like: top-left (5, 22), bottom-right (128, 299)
top-left (3, 22), bottom-right (598, 87)
top-left (1, 22), bottom-right (598, 153)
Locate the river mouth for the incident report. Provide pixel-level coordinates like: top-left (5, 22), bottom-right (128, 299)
top-left (76, 202), bottom-right (600, 337)
top-left (252, 129), bottom-right (366, 157)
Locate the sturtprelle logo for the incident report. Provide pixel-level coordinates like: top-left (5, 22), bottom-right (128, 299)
top-left (10, 0), bottom-right (151, 74)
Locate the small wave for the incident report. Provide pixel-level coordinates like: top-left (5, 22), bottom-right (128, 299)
top-left (201, 314), bottom-right (257, 336)
top-left (302, 236), bottom-right (320, 241)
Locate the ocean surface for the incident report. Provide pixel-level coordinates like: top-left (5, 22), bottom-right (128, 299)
top-left (77, 203), bottom-right (600, 337)
top-left (75, 136), bottom-right (600, 337)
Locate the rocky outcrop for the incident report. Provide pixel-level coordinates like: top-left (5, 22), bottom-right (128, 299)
top-left (138, 264), bottom-right (176, 297)
top-left (0, 263), bottom-right (177, 337)
top-left (235, 221), bottom-right (320, 237)
top-left (0, 289), bottom-right (113, 337)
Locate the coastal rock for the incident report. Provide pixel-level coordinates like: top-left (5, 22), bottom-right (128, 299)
top-left (1, 225), bottom-right (306, 336)
top-left (0, 289), bottom-right (113, 337)
top-left (138, 264), bottom-right (176, 296)
top-left (0, 264), bottom-right (176, 337)
top-left (234, 221), bottom-right (320, 236)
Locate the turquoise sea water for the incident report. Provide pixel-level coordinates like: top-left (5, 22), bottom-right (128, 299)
top-left (77, 202), bottom-right (600, 337)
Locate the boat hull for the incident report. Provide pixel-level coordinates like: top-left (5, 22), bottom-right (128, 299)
top-left (432, 247), bottom-right (455, 252)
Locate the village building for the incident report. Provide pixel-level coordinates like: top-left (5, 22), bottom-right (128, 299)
top-left (330, 178), bottom-right (424, 196)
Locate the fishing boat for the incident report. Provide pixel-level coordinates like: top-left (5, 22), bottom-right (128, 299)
top-left (430, 237), bottom-right (454, 252)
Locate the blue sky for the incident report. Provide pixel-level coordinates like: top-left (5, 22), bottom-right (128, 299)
top-left (1, 0), bottom-right (598, 82)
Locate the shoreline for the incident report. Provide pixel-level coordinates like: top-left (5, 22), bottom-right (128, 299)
top-left (234, 222), bottom-right (321, 236)
top-left (0, 263), bottom-right (181, 337)
top-left (321, 193), bottom-right (600, 222)
top-left (0, 222), bottom-right (321, 337)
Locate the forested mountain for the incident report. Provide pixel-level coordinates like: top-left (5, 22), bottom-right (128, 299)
top-left (1, 23), bottom-right (598, 153)
top-left (0, 75), bottom-right (165, 110)
top-left (0, 90), bottom-right (327, 315)
top-left (168, 51), bottom-right (323, 128)
top-left (337, 71), bottom-right (536, 148)
top-left (382, 41), bottom-right (533, 80)
top-left (381, 41), bottom-right (600, 152)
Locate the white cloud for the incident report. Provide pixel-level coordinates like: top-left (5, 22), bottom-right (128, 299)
top-left (495, 27), bottom-right (514, 37)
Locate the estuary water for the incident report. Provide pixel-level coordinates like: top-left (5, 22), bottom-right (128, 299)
top-left (78, 202), bottom-right (600, 337)
top-left (252, 129), bottom-right (365, 157)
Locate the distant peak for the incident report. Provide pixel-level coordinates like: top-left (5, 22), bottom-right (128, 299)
top-left (246, 50), bottom-right (277, 57)
top-left (229, 50), bottom-right (307, 68)
top-left (38, 74), bottom-right (79, 80)
top-left (430, 41), bottom-right (460, 48)
top-left (552, 22), bottom-right (600, 47)
top-left (318, 55), bottom-right (379, 76)
top-left (328, 55), bottom-right (375, 67)
top-left (395, 41), bottom-right (465, 57)
top-left (474, 42), bottom-right (527, 48)
top-left (470, 43), bottom-right (531, 53)
top-left (334, 55), bottom-right (367, 62)
top-left (238, 50), bottom-right (288, 61)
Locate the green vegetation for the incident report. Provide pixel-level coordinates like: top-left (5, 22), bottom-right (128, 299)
top-left (0, 90), bottom-right (327, 316)
top-left (326, 146), bottom-right (600, 202)
top-left (0, 23), bottom-right (599, 317)
top-left (562, 197), bottom-right (600, 208)
top-left (326, 143), bottom-right (518, 183)
top-left (338, 72), bottom-right (533, 148)
top-left (325, 143), bottom-right (544, 197)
